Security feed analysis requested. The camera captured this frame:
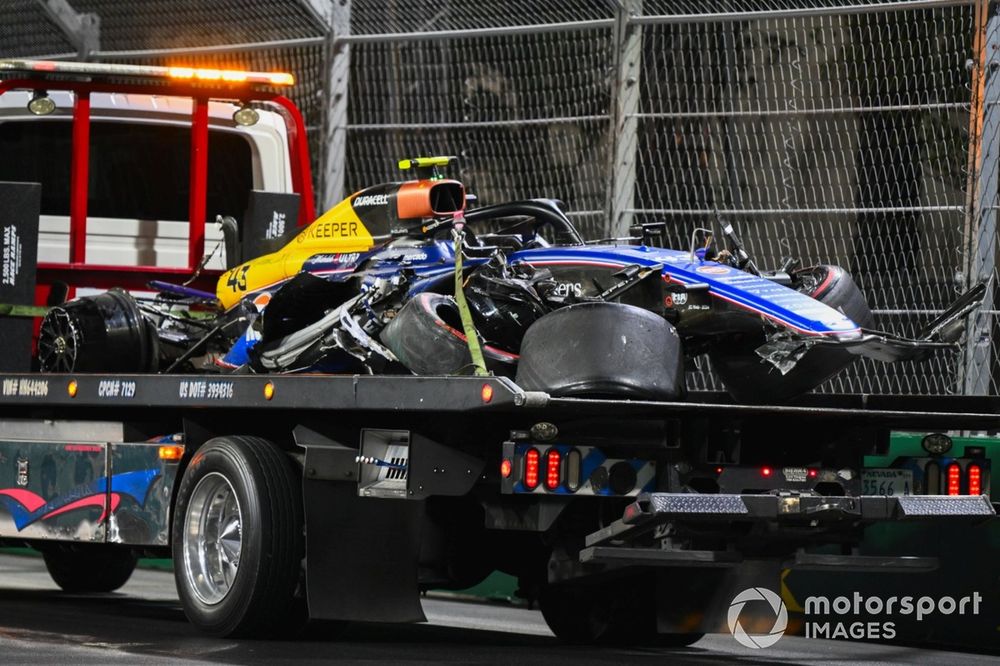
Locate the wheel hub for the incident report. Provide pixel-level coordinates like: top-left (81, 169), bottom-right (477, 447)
top-left (182, 472), bottom-right (243, 606)
top-left (37, 309), bottom-right (80, 372)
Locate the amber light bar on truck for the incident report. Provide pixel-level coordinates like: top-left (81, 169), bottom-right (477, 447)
top-left (0, 55), bottom-right (316, 286)
top-left (0, 59), bottom-right (295, 86)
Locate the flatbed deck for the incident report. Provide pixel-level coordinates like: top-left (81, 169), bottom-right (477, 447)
top-left (0, 372), bottom-right (997, 430)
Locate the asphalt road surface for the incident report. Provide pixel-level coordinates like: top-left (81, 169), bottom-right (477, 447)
top-left (0, 554), bottom-right (994, 665)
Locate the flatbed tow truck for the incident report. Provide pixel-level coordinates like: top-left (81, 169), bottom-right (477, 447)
top-left (0, 60), bottom-right (996, 646)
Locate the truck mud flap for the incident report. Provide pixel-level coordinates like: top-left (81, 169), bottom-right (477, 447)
top-left (586, 492), bottom-right (995, 547)
top-left (297, 427), bottom-right (425, 624)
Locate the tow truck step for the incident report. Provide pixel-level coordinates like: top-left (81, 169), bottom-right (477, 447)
top-left (894, 495), bottom-right (997, 517)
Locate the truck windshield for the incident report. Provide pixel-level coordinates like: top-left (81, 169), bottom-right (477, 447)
top-left (0, 120), bottom-right (253, 221)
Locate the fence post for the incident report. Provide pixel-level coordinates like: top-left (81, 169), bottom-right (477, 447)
top-left (964, 9), bottom-right (998, 396)
top-left (37, 0), bottom-right (100, 61)
top-left (321, 0), bottom-right (352, 210)
top-left (606, 0), bottom-right (643, 239)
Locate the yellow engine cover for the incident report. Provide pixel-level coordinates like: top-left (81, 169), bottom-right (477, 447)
top-left (216, 196), bottom-right (374, 309)
top-left (215, 177), bottom-right (465, 310)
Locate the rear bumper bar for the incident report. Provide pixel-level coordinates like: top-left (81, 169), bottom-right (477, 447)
top-left (586, 492), bottom-right (995, 547)
top-left (622, 493), bottom-right (996, 524)
top-left (577, 546), bottom-right (942, 572)
top-left (628, 492), bottom-right (995, 522)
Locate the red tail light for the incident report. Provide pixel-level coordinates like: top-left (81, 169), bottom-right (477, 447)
top-left (947, 463), bottom-right (961, 496)
top-left (545, 449), bottom-right (562, 490)
top-left (761, 467), bottom-right (773, 477)
top-left (968, 464), bottom-right (982, 496)
top-left (524, 448), bottom-right (540, 490)
top-left (500, 458), bottom-right (512, 478)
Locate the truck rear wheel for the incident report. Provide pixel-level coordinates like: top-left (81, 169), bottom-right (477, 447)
top-left (42, 544), bottom-right (138, 593)
top-left (539, 577), bottom-right (703, 647)
top-left (172, 435), bottom-right (304, 637)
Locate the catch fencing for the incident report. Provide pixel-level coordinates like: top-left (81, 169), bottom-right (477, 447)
top-left (3, 0), bottom-right (998, 396)
top-left (336, 0), bottom-right (993, 396)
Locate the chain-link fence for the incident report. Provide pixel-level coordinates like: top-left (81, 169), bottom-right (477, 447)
top-left (342, 24), bottom-right (615, 238)
top-left (337, 0), bottom-right (990, 396)
top-left (626, 1), bottom-right (978, 394)
top-left (2, 0), bottom-right (997, 397)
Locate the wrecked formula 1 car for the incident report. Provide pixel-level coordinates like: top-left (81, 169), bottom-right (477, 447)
top-left (37, 157), bottom-right (985, 404)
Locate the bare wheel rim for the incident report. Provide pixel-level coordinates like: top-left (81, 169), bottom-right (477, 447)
top-left (38, 309), bottom-right (79, 372)
top-left (183, 472), bottom-right (243, 606)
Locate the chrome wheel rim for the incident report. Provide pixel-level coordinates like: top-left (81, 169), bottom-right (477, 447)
top-left (183, 472), bottom-right (243, 605)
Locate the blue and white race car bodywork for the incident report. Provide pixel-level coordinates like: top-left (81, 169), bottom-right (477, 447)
top-left (215, 190), bottom-right (979, 403)
top-left (509, 244), bottom-right (862, 338)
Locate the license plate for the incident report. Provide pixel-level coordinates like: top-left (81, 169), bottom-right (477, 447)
top-left (862, 469), bottom-right (913, 496)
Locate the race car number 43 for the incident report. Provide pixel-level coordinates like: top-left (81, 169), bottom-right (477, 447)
top-left (861, 469), bottom-right (912, 496)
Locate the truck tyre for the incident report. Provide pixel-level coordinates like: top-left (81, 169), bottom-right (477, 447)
top-left (539, 578), bottom-right (702, 647)
top-left (380, 292), bottom-right (518, 375)
top-left (172, 436), bottom-right (304, 638)
top-left (515, 302), bottom-right (684, 400)
top-left (710, 265), bottom-right (873, 403)
top-left (42, 545), bottom-right (138, 593)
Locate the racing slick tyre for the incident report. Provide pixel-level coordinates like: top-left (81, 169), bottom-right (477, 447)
top-left (539, 577), bottom-right (703, 647)
top-left (172, 436), bottom-right (304, 638)
top-left (515, 302), bottom-right (684, 400)
top-left (380, 292), bottom-right (518, 376)
top-left (710, 264), bottom-right (874, 403)
top-left (42, 544), bottom-right (138, 593)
